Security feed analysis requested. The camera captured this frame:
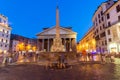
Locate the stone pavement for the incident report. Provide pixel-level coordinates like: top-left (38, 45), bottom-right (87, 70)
top-left (0, 63), bottom-right (120, 80)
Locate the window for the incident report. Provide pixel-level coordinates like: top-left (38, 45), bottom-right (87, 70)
top-left (101, 17), bottom-right (104, 21)
top-left (101, 11), bottom-right (103, 15)
top-left (96, 29), bottom-right (99, 33)
top-left (5, 45), bottom-right (7, 47)
top-left (3, 29), bottom-right (5, 33)
top-left (7, 31), bottom-right (9, 34)
top-left (107, 13), bottom-right (110, 19)
top-left (100, 32), bottom-right (106, 37)
top-left (99, 20), bottom-right (101, 23)
top-left (103, 24), bottom-right (105, 29)
top-left (6, 35), bottom-right (8, 38)
top-left (4, 20), bottom-right (6, 24)
top-left (116, 5), bottom-right (120, 13)
top-left (0, 44), bottom-right (2, 47)
top-left (95, 31), bottom-right (96, 35)
top-left (105, 40), bottom-right (107, 45)
top-left (108, 29), bottom-right (111, 35)
top-left (118, 16), bottom-right (120, 21)
top-left (6, 40), bottom-right (8, 43)
top-left (98, 14), bottom-right (100, 18)
top-left (109, 38), bottom-right (112, 42)
top-left (1, 39), bottom-right (3, 42)
top-left (108, 2), bottom-right (110, 5)
top-left (95, 35), bottom-right (99, 40)
top-left (108, 22), bottom-right (111, 27)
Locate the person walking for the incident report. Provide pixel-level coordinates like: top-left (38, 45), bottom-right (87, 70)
top-left (82, 50), bottom-right (87, 62)
top-left (2, 52), bottom-right (8, 65)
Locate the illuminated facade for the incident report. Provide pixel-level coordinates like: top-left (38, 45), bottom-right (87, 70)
top-left (10, 34), bottom-right (37, 52)
top-left (77, 27), bottom-right (96, 53)
top-left (80, 0), bottom-right (120, 54)
top-left (0, 14), bottom-right (11, 53)
top-left (37, 27), bottom-right (77, 52)
top-left (92, 0), bottom-right (116, 53)
top-left (37, 6), bottom-right (77, 52)
top-left (105, 0), bottom-right (120, 54)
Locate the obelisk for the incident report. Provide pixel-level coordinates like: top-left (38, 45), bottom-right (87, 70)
top-left (56, 6), bottom-right (60, 38)
top-left (50, 6), bottom-right (65, 52)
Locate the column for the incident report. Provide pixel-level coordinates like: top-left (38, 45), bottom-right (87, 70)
top-left (69, 38), bottom-right (72, 52)
top-left (72, 38), bottom-right (76, 52)
top-left (64, 38), bottom-right (66, 51)
top-left (47, 38), bottom-right (49, 52)
top-left (42, 39), bottom-right (44, 51)
top-left (69, 38), bottom-right (71, 48)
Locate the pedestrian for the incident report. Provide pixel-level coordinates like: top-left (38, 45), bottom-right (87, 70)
top-left (82, 50), bottom-right (87, 62)
top-left (35, 51), bottom-right (39, 62)
top-left (88, 53), bottom-right (91, 61)
top-left (8, 54), bottom-right (13, 63)
top-left (102, 53), bottom-right (106, 63)
top-left (2, 52), bottom-right (8, 64)
top-left (110, 53), bottom-right (115, 62)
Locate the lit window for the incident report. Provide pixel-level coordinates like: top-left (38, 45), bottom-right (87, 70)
top-left (5, 30), bottom-right (7, 34)
top-left (6, 40), bottom-right (8, 43)
top-left (3, 39), bottom-right (6, 43)
top-left (7, 31), bottom-right (9, 34)
top-left (0, 29), bottom-right (2, 32)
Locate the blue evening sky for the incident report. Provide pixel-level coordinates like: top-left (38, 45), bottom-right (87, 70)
top-left (0, 0), bottom-right (106, 41)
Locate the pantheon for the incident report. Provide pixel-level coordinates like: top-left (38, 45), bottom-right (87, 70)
top-left (36, 6), bottom-right (77, 52)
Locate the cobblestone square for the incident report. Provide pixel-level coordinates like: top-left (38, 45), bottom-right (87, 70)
top-left (0, 63), bottom-right (120, 80)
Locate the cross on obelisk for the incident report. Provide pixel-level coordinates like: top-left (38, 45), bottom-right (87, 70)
top-left (56, 5), bottom-right (60, 38)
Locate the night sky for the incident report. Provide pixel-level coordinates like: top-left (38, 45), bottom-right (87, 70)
top-left (0, 0), bottom-right (106, 41)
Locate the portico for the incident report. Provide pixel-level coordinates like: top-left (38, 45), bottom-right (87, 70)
top-left (36, 27), bottom-right (77, 52)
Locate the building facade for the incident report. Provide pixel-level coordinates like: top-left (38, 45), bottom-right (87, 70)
top-left (78, 0), bottom-right (120, 54)
top-left (10, 34), bottom-right (37, 52)
top-left (92, 0), bottom-right (115, 53)
top-left (0, 14), bottom-right (11, 53)
top-left (37, 6), bottom-right (77, 52)
top-left (105, 0), bottom-right (120, 54)
top-left (77, 27), bottom-right (96, 53)
top-left (37, 27), bottom-right (77, 52)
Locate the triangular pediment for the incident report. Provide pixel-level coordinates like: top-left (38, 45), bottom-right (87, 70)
top-left (37, 27), bottom-right (77, 36)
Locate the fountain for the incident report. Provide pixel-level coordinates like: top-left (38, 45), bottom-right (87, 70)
top-left (40, 5), bottom-right (76, 70)
top-left (45, 6), bottom-right (72, 70)
top-left (50, 6), bottom-right (65, 52)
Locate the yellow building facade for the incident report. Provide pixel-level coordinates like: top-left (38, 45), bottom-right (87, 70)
top-left (77, 27), bottom-right (96, 53)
